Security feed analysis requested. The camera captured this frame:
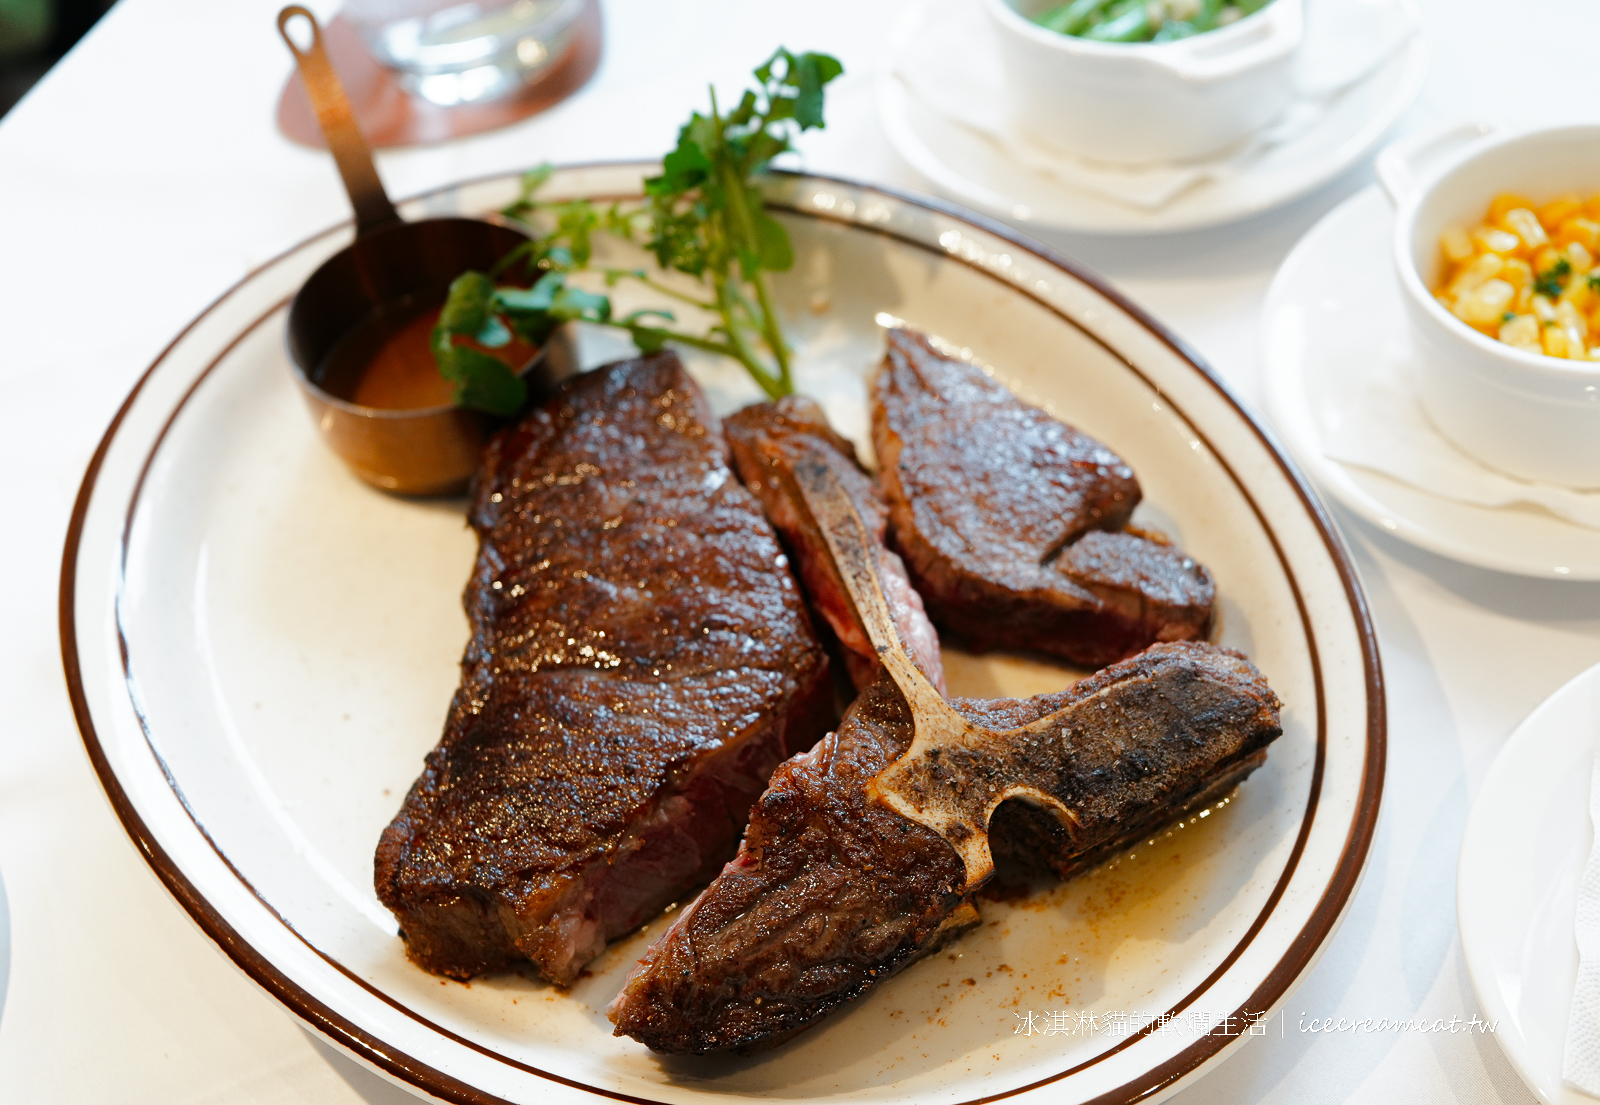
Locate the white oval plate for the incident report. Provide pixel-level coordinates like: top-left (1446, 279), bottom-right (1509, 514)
top-left (1459, 662), bottom-right (1600, 1105)
top-left (62, 165), bottom-right (1383, 1105)
top-left (877, 0), bottom-right (1427, 235)
top-left (1260, 183), bottom-right (1600, 580)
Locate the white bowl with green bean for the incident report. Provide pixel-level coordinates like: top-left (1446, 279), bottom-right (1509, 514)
top-left (981, 0), bottom-right (1302, 165)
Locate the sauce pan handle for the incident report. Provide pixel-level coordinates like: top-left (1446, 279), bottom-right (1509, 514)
top-left (277, 6), bottom-right (400, 236)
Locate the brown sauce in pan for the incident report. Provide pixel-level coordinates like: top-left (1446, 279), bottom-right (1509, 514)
top-left (316, 294), bottom-right (536, 411)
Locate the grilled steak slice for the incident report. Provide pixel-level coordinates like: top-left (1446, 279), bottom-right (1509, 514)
top-left (607, 641), bottom-right (1281, 1054)
top-left (872, 328), bottom-right (1214, 666)
top-left (726, 397), bottom-right (946, 694)
top-left (375, 353), bottom-right (833, 986)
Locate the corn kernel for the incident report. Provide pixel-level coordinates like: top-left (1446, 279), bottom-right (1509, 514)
top-left (1450, 252), bottom-right (1504, 298)
top-left (1558, 217), bottom-right (1600, 253)
top-left (1539, 195), bottom-right (1584, 228)
top-left (1473, 226), bottom-right (1522, 257)
top-left (1439, 225), bottom-right (1473, 263)
top-left (1505, 208), bottom-right (1549, 249)
top-left (1455, 278), bottom-right (1515, 324)
top-left (1557, 298), bottom-right (1589, 341)
top-left (1499, 313), bottom-right (1541, 348)
top-left (1564, 270), bottom-right (1597, 312)
top-left (1433, 192), bottom-right (1600, 360)
top-left (1439, 225), bottom-right (1474, 264)
top-left (1490, 193), bottom-right (1537, 225)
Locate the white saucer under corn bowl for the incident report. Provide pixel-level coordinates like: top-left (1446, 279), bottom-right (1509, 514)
top-left (879, 0), bottom-right (1427, 234)
top-left (65, 165), bottom-right (1383, 1105)
top-left (1379, 123), bottom-right (1600, 488)
top-left (979, 0), bottom-right (1302, 165)
top-left (1261, 183), bottom-right (1600, 579)
top-left (1459, 661), bottom-right (1600, 1105)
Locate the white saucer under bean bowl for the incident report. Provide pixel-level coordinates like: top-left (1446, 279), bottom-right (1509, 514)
top-left (878, 0), bottom-right (1427, 234)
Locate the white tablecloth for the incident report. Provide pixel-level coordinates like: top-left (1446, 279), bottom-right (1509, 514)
top-left (3, 0), bottom-right (1597, 1100)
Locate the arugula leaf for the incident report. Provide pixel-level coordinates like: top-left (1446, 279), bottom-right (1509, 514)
top-left (631, 48), bottom-right (843, 396)
top-left (500, 164), bottom-right (555, 222)
top-left (623, 307), bottom-right (678, 326)
top-left (473, 316), bottom-right (512, 348)
top-left (446, 47), bottom-right (843, 404)
top-left (436, 271), bottom-right (495, 342)
top-left (652, 139), bottom-right (713, 195)
top-left (792, 52), bottom-right (843, 128)
top-left (445, 345), bottom-right (527, 415)
top-left (753, 211), bottom-right (795, 272)
top-left (430, 272), bottom-right (528, 416)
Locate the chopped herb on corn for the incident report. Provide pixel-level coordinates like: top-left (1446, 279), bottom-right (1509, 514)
top-left (1435, 192), bottom-right (1600, 360)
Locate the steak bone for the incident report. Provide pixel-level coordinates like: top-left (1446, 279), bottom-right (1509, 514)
top-left (790, 456), bottom-right (1263, 891)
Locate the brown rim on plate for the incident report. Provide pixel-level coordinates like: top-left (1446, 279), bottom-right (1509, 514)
top-left (61, 165), bottom-right (1384, 1105)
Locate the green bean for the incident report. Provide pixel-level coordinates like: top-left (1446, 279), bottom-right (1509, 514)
top-left (1033, 0), bottom-right (1271, 42)
top-left (1082, 2), bottom-right (1151, 41)
top-left (1103, 0), bottom-right (1146, 22)
top-left (1032, 2), bottom-right (1074, 31)
top-left (1152, 18), bottom-right (1197, 40)
top-left (1034, 0), bottom-right (1111, 35)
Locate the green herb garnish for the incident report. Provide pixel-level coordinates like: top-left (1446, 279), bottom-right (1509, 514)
top-left (431, 48), bottom-right (843, 415)
top-left (1536, 256), bottom-right (1573, 299)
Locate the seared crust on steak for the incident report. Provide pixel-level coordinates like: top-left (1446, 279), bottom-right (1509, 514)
top-left (726, 397), bottom-right (946, 694)
top-left (374, 353), bottom-right (833, 986)
top-left (872, 329), bottom-right (1214, 666)
top-left (606, 641), bottom-right (1281, 1053)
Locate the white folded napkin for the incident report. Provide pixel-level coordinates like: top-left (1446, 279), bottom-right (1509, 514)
top-left (1323, 365), bottom-right (1600, 531)
top-left (1565, 745), bottom-right (1600, 1097)
top-left (891, 0), bottom-right (1418, 211)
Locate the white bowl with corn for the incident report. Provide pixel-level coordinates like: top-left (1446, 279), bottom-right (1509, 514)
top-left (1384, 124), bottom-right (1600, 489)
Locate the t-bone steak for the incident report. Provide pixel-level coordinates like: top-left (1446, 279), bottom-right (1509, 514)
top-left (607, 641), bottom-right (1281, 1053)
